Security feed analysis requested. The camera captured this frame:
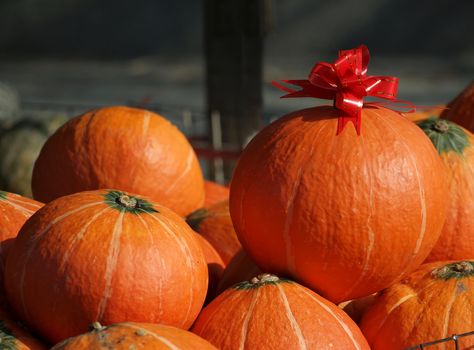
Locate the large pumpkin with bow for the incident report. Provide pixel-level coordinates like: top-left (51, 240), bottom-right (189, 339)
top-left (32, 106), bottom-right (204, 216)
top-left (229, 46), bottom-right (448, 303)
top-left (4, 190), bottom-right (208, 344)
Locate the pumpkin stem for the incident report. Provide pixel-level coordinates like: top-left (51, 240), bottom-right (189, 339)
top-left (250, 273), bottom-right (280, 284)
top-left (433, 120), bottom-right (450, 133)
top-left (116, 194), bottom-right (139, 209)
top-left (233, 273), bottom-right (288, 290)
top-left (90, 322), bottom-right (106, 332)
top-left (432, 261), bottom-right (474, 280)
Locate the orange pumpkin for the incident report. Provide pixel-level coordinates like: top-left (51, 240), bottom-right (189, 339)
top-left (0, 307), bottom-right (46, 350)
top-left (51, 322), bottom-right (217, 350)
top-left (402, 105), bottom-right (445, 122)
top-left (416, 118), bottom-right (474, 261)
top-left (441, 82), bottom-right (474, 132)
top-left (216, 249), bottom-right (261, 294)
top-left (186, 200), bottom-right (241, 264)
top-left (32, 106), bottom-right (204, 216)
top-left (194, 233), bottom-right (225, 303)
top-left (360, 260), bottom-right (474, 350)
top-left (0, 191), bottom-right (42, 303)
top-left (230, 106), bottom-right (448, 303)
top-left (5, 190), bottom-right (208, 344)
top-left (192, 273), bottom-right (370, 350)
top-left (204, 180), bottom-right (230, 207)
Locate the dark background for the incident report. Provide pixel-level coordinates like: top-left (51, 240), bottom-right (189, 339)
top-left (0, 0), bottom-right (472, 117)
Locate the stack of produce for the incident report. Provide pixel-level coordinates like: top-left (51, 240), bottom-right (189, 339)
top-left (0, 46), bottom-right (473, 350)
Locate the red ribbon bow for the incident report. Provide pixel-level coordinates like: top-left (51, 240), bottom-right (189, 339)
top-left (273, 45), bottom-right (413, 135)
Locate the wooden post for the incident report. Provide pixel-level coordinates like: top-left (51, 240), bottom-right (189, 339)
top-left (205, 0), bottom-right (271, 182)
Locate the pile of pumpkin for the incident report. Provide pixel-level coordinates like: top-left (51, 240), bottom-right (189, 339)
top-left (0, 81), bottom-right (473, 350)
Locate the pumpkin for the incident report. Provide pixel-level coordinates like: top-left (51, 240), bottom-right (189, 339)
top-left (204, 180), bottom-right (230, 207)
top-left (4, 189), bottom-right (208, 344)
top-left (186, 200), bottom-right (241, 265)
top-left (32, 106), bottom-right (204, 216)
top-left (216, 249), bottom-right (261, 294)
top-left (230, 106), bottom-right (448, 303)
top-left (51, 322), bottom-right (217, 350)
top-left (192, 273), bottom-right (370, 350)
top-left (402, 105), bottom-right (445, 122)
top-left (416, 118), bottom-right (474, 262)
top-left (0, 308), bottom-right (46, 350)
top-left (360, 260), bottom-right (474, 350)
top-left (0, 191), bottom-right (42, 303)
top-left (0, 116), bottom-right (67, 197)
top-left (194, 233), bottom-right (225, 303)
top-left (441, 82), bottom-right (474, 132)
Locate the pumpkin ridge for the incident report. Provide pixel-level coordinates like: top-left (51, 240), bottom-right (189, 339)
top-left (338, 131), bottom-right (376, 301)
top-left (135, 215), bottom-right (165, 319)
top-left (0, 191), bottom-right (6, 200)
top-left (103, 190), bottom-right (158, 214)
top-left (416, 118), bottom-right (469, 155)
top-left (96, 211), bottom-right (125, 320)
top-left (59, 206), bottom-right (112, 270)
top-left (276, 284), bottom-right (307, 349)
top-left (18, 201), bottom-right (104, 318)
top-left (375, 111), bottom-right (427, 277)
top-left (238, 288), bottom-right (260, 349)
top-left (145, 212), bottom-right (196, 328)
top-left (299, 287), bottom-right (362, 349)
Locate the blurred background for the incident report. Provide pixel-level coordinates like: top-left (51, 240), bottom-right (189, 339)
top-left (0, 0), bottom-right (473, 187)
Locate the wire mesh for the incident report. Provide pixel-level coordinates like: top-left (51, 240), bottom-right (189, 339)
top-left (406, 331), bottom-right (474, 349)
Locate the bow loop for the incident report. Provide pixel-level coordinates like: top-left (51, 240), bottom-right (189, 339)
top-left (272, 45), bottom-right (405, 135)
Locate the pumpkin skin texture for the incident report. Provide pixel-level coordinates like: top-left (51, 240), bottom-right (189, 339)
top-left (0, 308), bottom-right (47, 350)
top-left (194, 233), bottom-right (225, 303)
top-left (360, 260), bottom-right (474, 350)
top-left (192, 274), bottom-right (370, 350)
top-left (204, 180), bottom-right (230, 207)
top-left (216, 249), bottom-right (262, 294)
top-left (31, 106), bottom-right (204, 216)
top-left (51, 322), bottom-right (217, 350)
top-left (230, 106), bottom-right (448, 303)
top-left (4, 190), bottom-right (208, 344)
top-left (0, 116), bottom-right (67, 197)
top-left (416, 119), bottom-right (474, 262)
top-left (187, 200), bottom-right (241, 265)
top-left (441, 82), bottom-right (474, 132)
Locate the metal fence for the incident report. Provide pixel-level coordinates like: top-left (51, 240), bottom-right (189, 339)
top-left (406, 331), bottom-right (474, 349)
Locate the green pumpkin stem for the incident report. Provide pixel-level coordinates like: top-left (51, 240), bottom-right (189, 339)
top-left (186, 208), bottom-right (208, 231)
top-left (416, 117), bottom-right (469, 155)
top-left (103, 191), bottom-right (158, 215)
top-left (432, 261), bottom-right (474, 280)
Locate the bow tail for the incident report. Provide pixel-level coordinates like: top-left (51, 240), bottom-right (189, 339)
top-left (335, 91), bottom-right (363, 135)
